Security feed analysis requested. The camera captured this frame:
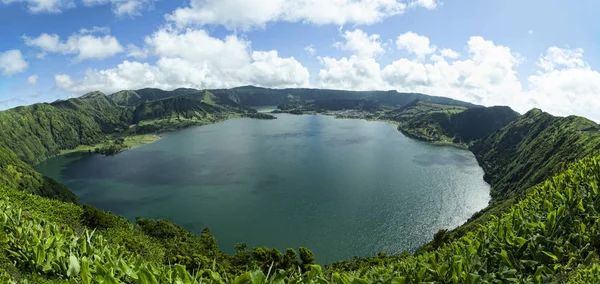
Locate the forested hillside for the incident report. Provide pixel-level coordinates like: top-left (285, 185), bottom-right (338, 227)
top-left (0, 147), bottom-right (76, 203)
top-left (472, 108), bottom-right (600, 200)
top-left (382, 100), bottom-right (518, 146)
top-left (0, 92), bottom-right (130, 165)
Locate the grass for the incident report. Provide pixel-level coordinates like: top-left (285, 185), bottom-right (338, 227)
top-left (123, 134), bottom-right (161, 148)
top-left (58, 134), bottom-right (161, 155)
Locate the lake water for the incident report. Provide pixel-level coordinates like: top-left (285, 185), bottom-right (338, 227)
top-left (36, 114), bottom-right (490, 263)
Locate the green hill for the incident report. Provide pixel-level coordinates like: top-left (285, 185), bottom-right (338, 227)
top-left (0, 92), bottom-right (130, 165)
top-left (0, 147), bottom-right (76, 203)
top-left (382, 101), bottom-right (518, 146)
top-left (472, 108), bottom-right (600, 201)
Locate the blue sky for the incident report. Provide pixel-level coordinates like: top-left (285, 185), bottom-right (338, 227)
top-left (1, 0), bottom-right (599, 120)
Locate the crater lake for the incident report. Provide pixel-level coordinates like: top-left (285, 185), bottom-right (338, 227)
top-left (36, 114), bottom-right (491, 263)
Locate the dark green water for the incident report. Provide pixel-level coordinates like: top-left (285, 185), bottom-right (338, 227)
top-left (36, 114), bottom-right (490, 262)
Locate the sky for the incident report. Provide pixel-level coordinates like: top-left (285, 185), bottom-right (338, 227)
top-left (1, 0), bottom-right (600, 120)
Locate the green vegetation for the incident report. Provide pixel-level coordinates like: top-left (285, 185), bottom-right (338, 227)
top-left (381, 100), bottom-right (470, 145)
top-left (0, 147), bottom-right (76, 203)
top-left (3, 151), bottom-right (600, 282)
top-left (472, 108), bottom-right (600, 201)
top-left (241, 113), bottom-right (277, 119)
top-left (3, 85), bottom-right (600, 283)
top-left (382, 100), bottom-right (519, 147)
top-left (0, 93), bottom-right (130, 165)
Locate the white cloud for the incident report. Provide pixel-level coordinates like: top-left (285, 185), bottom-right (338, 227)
top-left (335, 29), bottom-right (384, 58)
top-left (409, 0), bottom-right (438, 10)
top-left (537, 46), bottom-right (587, 71)
top-left (396, 31), bottom-right (436, 59)
top-left (23, 29), bottom-right (124, 61)
top-left (430, 48), bottom-right (459, 62)
top-left (0, 0), bottom-right (74, 13)
top-left (2, 0), bottom-right (153, 16)
top-left (440, 48), bottom-right (459, 59)
top-left (27, 74), bottom-right (39, 85)
top-left (55, 28), bottom-right (309, 94)
top-left (82, 0), bottom-right (155, 17)
top-left (319, 32), bottom-right (600, 121)
top-left (525, 47), bottom-right (600, 120)
top-left (0, 49), bottom-right (28, 76)
top-left (126, 44), bottom-right (149, 59)
top-left (165, 0), bottom-right (442, 30)
top-left (318, 55), bottom-right (383, 90)
top-left (304, 45), bottom-right (316, 56)
top-left (319, 33), bottom-right (523, 108)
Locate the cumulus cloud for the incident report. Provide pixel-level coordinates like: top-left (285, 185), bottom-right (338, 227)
top-left (396, 31), bottom-right (437, 59)
top-left (526, 47), bottom-right (600, 119)
top-left (1, 0), bottom-right (153, 16)
top-left (318, 56), bottom-right (383, 90)
top-left (0, 0), bottom-right (74, 13)
top-left (126, 44), bottom-right (149, 59)
top-left (409, 0), bottom-right (438, 10)
top-left (27, 74), bottom-right (39, 85)
top-left (0, 50), bottom-right (28, 76)
top-left (537, 46), bottom-right (587, 71)
top-left (23, 28), bottom-right (124, 61)
top-left (318, 31), bottom-right (600, 121)
top-left (55, 28), bottom-right (310, 94)
top-left (81, 0), bottom-right (155, 17)
top-left (166, 0), bottom-right (441, 30)
top-left (335, 29), bottom-right (384, 58)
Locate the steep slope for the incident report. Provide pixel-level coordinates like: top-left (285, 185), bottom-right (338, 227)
top-left (133, 95), bottom-right (231, 124)
top-left (0, 92), bottom-right (130, 165)
top-left (471, 109), bottom-right (600, 200)
top-left (384, 101), bottom-right (518, 145)
top-left (446, 106), bottom-right (521, 143)
top-left (131, 92), bottom-right (253, 133)
top-left (0, 147), bottom-right (76, 203)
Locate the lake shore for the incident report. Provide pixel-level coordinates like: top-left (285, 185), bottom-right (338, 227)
top-left (59, 134), bottom-right (162, 155)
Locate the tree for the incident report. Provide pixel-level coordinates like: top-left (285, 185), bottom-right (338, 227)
top-left (232, 243), bottom-right (251, 269)
top-left (282, 248), bottom-right (299, 269)
top-left (251, 247), bottom-right (283, 272)
top-left (200, 227), bottom-right (219, 256)
top-left (299, 247), bottom-right (315, 270)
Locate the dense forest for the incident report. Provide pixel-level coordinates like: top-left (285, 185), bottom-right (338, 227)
top-left (1, 86), bottom-right (600, 283)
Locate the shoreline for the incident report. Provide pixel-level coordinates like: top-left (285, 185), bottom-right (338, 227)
top-left (58, 134), bottom-right (162, 156)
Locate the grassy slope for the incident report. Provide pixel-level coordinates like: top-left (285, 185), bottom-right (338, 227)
top-left (472, 109), bottom-right (600, 201)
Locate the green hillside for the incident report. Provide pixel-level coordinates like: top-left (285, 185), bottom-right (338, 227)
top-left (472, 108), bottom-right (600, 201)
top-left (386, 101), bottom-right (519, 146)
top-left (0, 147), bottom-right (76, 203)
top-left (0, 92), bottom-right (130, 165)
